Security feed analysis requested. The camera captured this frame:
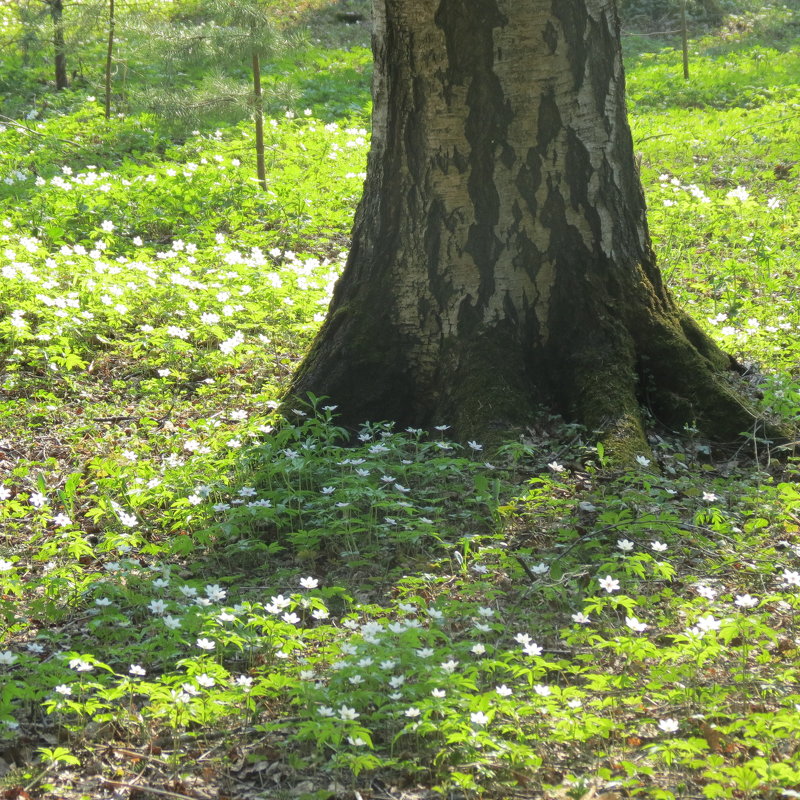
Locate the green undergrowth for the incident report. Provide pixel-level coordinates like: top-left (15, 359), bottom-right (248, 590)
top-left (1, 4), bottom-right (800, 799)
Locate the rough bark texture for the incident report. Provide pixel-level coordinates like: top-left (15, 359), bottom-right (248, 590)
top-left (48, 0), bottom-right (69, 90)
top-left (289, 0), bottom-right (771, 454)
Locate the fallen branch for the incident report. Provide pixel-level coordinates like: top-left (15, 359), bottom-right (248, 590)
top-left (0, 114), bottom-right (82, 148)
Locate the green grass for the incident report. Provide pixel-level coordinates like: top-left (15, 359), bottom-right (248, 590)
top-left (1, 3), bottom-right (800, 799)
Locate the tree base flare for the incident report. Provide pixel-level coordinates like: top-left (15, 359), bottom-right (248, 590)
top-left (288, 301), bottom-right (790, 460)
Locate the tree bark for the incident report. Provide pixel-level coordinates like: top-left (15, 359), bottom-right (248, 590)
top-left (105, 0), bottom-right (115, 118)
top-left (48, 0), bottom-right (68, 90)
top-left (288, 0), bottom-right (775, 454)
top-left (252, 46), bottom-right (267, 192)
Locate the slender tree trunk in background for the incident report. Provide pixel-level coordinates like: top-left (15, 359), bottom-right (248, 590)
top-left (252, 47), bottom-right (267, 191)
top-left (48, 0), bottom-right (68, 90)
top-left (105, 0), bottom-right (115, 118)
top-left (681, 0), bottom-right (690, 80)
top-left (289, 0), bottom-right (773, 454)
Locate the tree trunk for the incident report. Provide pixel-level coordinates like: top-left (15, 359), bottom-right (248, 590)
top-left (48, 0), bottom-right (68, 90)
top-left (105, 0), bottom-right (115, 118)
top-left (289, 0), bottom-right (773, 454)
top-left (251, 45), bottom-right (267, 192)
top-left (681, 0), bottom-right (690, 80)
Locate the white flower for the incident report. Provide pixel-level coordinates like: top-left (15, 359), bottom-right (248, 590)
top-left (767, 197), bottom-right (781, 210)
top-left (100, 220), bottom-right (115, 232)
top-left (696, 585), bottom-right (717, 600)
top-left (496, 684), bottom-right (513, 697)
top-left (318, 706), bottom-right (335, 717)
top-left (0, 651), bottom-right (18, 666)
top-left (0, 559), bottom-right (13, 571)
top-left (196, 638), bottom-right (215, 650)
top-left (404, 707), bottom-right (420, 718)
top-left (268, 594), bottom-right (291, 611)
top-left (431, 688), bottom-right (446, 698)
top-left (166, 326), bottom-right (190, 340)
top-left (440, 659), bottom-right (458, 673)
top-left (617, 539), bottom-right (634, 552)
top-left (470, 711), bottom-right (489, 725)
top-left (625, 616), bottom-right (649, 633)
top-left (523, 641), bottom-right (543, 656)
top-left (735, 594), bottom-right (758, 608)
top-left (53, 513), bottom-right (72, 527)
top-left (635, 455), bottom-right (651, 467)
top-left (547, 461), bottom-right (565, 473)
top-left (531, 562), bottom-right (549, 575)
top-left (55, 684), bottom-right (72, 695)
top-left (658, 718), bottom-right (679, 733)
top-left (598, 575), bottom-right (620, 593)
top-left (129, 664), bottom-right (146, 676)
top-left (148, 599), bottom-right (168, 615)
top-left (471, 643), bottom-right (486, 655)
top-left (205, 584), bottom-right (227, 602)
top-left (534, 684), bottom-right (551, 696)
top-left (702, 491), bottom-right (718, 502)
top-left (339, 705), bottom-right (359, 721)
top-left (196, 673), bottom-right (215, 688)
top-left (696, 614), bottom-right (721, 632)
top-left (726, 186), bottom-right (749, 202)
top-left (571, 612), bottom-right (591, 624)
top-left (29, 492), bottom-right (48, 508)
top-left (94, 598), bottom-right (112, 607)
top-left (781, 570), bottom-right (800, 588)
top-left (300, 576), bottom-right (319, 589)
top-left (651, 541), bottom-right (668, 552)
top-left (69, 658), bottom-right (93, 672)
top-left (118, 511), bottom-right (138, 528)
